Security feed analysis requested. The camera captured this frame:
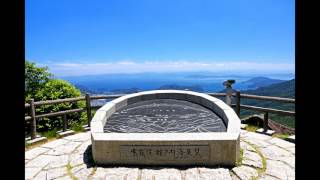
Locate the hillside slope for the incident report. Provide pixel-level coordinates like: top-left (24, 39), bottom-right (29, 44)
top-left (239, 79), bottom-right (295, 128)
top-left (241, 77), bottom-right (286, 89)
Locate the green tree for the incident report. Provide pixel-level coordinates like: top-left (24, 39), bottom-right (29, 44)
top-left (25, 61), bottom-right (86, 135)
top-left (34, 79), bottom-right (86, 132)
top-left (25, 60), bottom-right (52, 101)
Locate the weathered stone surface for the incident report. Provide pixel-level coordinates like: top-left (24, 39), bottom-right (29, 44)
top-left (45, 141), bottom-right (82, 155)
top-left (33, 168), bottom-right (68, 180)
top-left (72, 164), bottom-right (94, 179)
top-left (75, 140), bottom-right (91, 154)
top-left (54, 176), bottom-right (73, 180)
top-left (96, 167), bottom-right (140, 180)
top-left (32, 170), bottom-right (48, 180)
top-left (25, 130), bottom-right (295, 180)
top-left (242, 131), bottom-right (273, 141)
top-left (232, 166), bottom-right (258, 180)
top-left (25, 147), bottom-right (49, 160)
top-left (45, 155), bottom-right (69, 169)
top-left (259, 174), bottom-right (280, 180)
top-left (25, 167), bottom-right (42, 179)
top-left (240, 141), bottom-right (255, 152)
top-left (141, 168), bottom-right (181, 180)
top-left (26, 154), bottom-right (56, 168)
top-left (287, 146), bottom-right (295, 154)
top-left (46, 167), bottom-right (68, 179)
top-left (243, 137), bottom-right (271, 148)
top-left (69, 153), bottom-right (84, 167)
top-left (41, 139), bottom-right (69, 149)
top-left (198, 168), bottom-right (232, 180)
top-left (260, 145), bottom-right (292, 157)
top-left (91, 167), bottom-right (107, 179)
top-left (267, 137), bottom-right (295, 149)
top-left (265, 160), bottom-right (295, 180)
top-left (240, 129), bottom-right (248, 135)
top-left (64, 132), bottom-right (91, 142)
top-left (242, 150), bottom-right (263, 169)
top-left (182, 168), bottom-right (199, 180)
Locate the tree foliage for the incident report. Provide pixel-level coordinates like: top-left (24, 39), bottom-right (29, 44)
top-left (25, 61), bottom-right (52, 101)
top-left (25, 61), bottom-right (86, 134)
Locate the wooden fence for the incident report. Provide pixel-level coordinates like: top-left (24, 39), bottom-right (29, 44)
top-left (25, 91), bottom-right (295, 140)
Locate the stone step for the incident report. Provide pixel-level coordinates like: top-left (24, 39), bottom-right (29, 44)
top-left (25, 135), bottom-right (41, 141)
top-left (26, 137), bottom-right (48, 145)
top-left (83, 125), bottom-right (90, 131)
top-left (57, 130), bottom-right (75, 137)
top-left (255, 128), bottom-right (276, 136)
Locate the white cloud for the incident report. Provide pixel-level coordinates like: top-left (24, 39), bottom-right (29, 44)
top-left (45, 60), bottom-right (295, 76)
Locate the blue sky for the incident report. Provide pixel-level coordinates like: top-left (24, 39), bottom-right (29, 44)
top-left (26, 0), bottom-right (295, 76)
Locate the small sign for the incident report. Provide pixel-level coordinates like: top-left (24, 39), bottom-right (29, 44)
top-left (120, 145), bottom-right (210, 161)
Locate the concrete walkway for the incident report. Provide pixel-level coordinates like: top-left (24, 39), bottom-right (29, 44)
top-left (25, 130), bottom-right (295, 180)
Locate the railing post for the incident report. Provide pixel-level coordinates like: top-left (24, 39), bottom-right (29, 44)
top-left (85, 93), bottom-right (92, 127)
top-left (63, 114), bottom-right (67, 132)
top-left (223, 80), bottom-right (235, 106)
top-left (236, 90), bottom-right (241, 117)
top-left (263, 112), bottom-right (269, 132)
top-left (29, 99), bottom-right (37, 139)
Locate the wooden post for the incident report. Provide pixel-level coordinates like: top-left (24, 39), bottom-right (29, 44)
top-left (85, 93), bottom-right (92, 127)
top-left (63, 114), bottom-right (67, 132)
top-left (236, 90), bottom-right (240, 117)
top-left (263, 112), bottom-right (269, 132)
top-left (29, 99), bottom-right (37, 139)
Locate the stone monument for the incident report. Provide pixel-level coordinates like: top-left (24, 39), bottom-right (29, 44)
top-left (91, 90), bottom-right (240, 166)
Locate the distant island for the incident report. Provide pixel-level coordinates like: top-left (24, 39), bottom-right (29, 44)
top-left (241, 77), bottom-right (286, 89)
top-left (158, 84), bottom-right (204, 92)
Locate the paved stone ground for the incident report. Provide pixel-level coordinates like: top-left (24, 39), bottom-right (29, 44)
top-left (25, 130), bottom-right (295, 180)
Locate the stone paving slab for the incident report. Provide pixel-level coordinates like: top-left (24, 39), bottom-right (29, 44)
top-left (25, 130), bottom-right (295, 180)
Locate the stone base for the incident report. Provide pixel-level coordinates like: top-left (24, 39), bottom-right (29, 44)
top-left (26, 137), bottom-right (47, 145)
top-left (25, 135), bottom-right (41, 141)
top-left (57, 130), bottom-right (75, 137)
top-left (255, 128), bottom-right (275, 136)
top-left (92, 133), bottom-right (240, 166)
top-left (91, 90), bottom-right (241, 166)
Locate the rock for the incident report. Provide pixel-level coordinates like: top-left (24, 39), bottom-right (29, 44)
top-left (25, 147), bottom-right (49, 160)
top-left (25, 167), bottom-right (42, 179)
top-left (140, 168), bottom-right (181, 180)
top-left (198, 168), bottom-right (232, 180)
top-left (232, 166), bottom-right (258, 180)
top-left (242, 150), bottom-right (263, 169)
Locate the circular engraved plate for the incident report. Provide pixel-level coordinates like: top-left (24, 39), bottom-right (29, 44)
top-left (104, 99), bottom-right (227, 133)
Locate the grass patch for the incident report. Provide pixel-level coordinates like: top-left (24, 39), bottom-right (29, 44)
top-left (272, 133), bottom-right (290, 140)
top-left (66, 163), bottom-right (78, 180)
top-left (39, 129), bottom-right (59, 139)
top-left (245, 125), bottom-right (260, 132)
top-left (236, 148), bottom-right (244, 166)
top-left (70, 123), bottom-right (85, 132)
